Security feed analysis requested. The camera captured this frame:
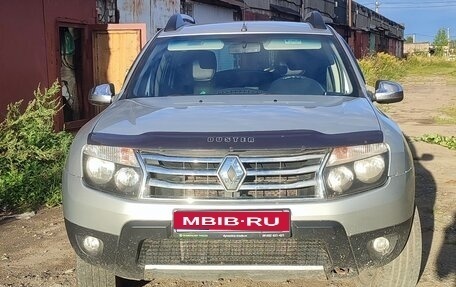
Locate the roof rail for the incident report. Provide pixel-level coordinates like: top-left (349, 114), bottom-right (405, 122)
top-left (304, 11), bottom-right (326, 29)
top-left (164, 14), bottom-right (196, 32)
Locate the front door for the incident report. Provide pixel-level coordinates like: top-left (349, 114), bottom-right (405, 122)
top-left (91, 23), bottom-right (147, 95)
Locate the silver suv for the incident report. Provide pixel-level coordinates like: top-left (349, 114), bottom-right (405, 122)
top-left (63, 12), bottom-right (422, 287)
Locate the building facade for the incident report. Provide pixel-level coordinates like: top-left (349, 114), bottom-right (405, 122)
top-left (0, 0), bottom-right (404, 129)
top-left (96, 0), bottom-right (405, 59)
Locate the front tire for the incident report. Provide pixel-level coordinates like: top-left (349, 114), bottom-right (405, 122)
top-left (356, 207), bottom-right (422, 287)
top-left (76, 257), bottom-right (116, 287)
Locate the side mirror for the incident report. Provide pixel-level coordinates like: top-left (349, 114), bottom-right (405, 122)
top-left (89, 83), bottom-right (115, 106)
top-left (373, 80), bottom-right (403, 104)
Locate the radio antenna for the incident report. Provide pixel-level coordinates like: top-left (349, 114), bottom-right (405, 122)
top-left (241, 1), bottom-right (247, 32)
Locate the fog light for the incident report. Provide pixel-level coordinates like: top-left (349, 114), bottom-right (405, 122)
top-left (372, 236), bottom-right (390, 255)
top-left (82, 235), bottom-right (103, 255)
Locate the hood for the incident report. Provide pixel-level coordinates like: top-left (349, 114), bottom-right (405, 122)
top-left (89, 95), bottom-right (382, 149)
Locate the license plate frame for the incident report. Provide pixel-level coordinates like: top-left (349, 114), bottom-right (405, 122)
top-left (173, 209), bottom-right (291, 239)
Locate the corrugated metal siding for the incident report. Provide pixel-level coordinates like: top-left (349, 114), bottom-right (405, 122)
top-left (369, 33), bottom-right (376, 54)
top-left (117, 0), bottom-right (179, 39)
top-left (192, 2), bottom-right (236, 24)
top-left (244, 10), bottom-right (271, 20)
top-left (354, 31), bottom-right (370, 58)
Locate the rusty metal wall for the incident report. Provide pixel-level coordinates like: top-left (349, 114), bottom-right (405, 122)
top-left (0, 0), bottom-right (48, 118)
top-left (299, 0), bottom-right (405, 58)
top-left (0, 0), bottom-right (96, 122)
top-left (117, 0), bottom-right (180, 39)
top-left (244, 10), bottom-right (271, 20)
top-left (354, 30), bottom-right (370, 58)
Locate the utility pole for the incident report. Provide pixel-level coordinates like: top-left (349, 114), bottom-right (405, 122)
top-left (375, 1), bottom-right (380, 13)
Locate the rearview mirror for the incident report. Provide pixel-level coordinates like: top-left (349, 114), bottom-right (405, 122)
top-left (229, 43), bottom-right (261, 54)
top-left (89, 83), bottom-right (114, 106)
top-left (373, 80), bottom-right (403, 104)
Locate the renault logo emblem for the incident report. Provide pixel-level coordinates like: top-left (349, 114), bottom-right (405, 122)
top-left (217, 156), bottom-right (246, 192)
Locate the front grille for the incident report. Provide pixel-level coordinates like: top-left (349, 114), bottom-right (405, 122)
top-left (139, 150), bottom-right (327, 199)
top-left (138, 239), bottom-right (329, 266)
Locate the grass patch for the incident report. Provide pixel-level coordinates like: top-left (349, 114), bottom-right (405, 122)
top-left (418, 134), bottom-right (456, 150)
top-left (359, 54), bottom-right (456, 87)
top-left (0, 81), bottom-right (73, 212)
top-left (359, 52), bottom-right (406, 86)
top-left (405, 56), bottom-right (456, 77)
top-left (434, 105), bottom-right (456, 124)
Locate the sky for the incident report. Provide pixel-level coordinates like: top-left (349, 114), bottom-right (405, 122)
top-left (355, 0), bottom-right (456, 43)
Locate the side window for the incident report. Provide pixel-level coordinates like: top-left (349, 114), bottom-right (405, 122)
top-left (131, 45), bottom-right (166, 98)
top-left (327, 63), bottom-right (339, 92)
top-left (326, 42), bottom-right (353, 94)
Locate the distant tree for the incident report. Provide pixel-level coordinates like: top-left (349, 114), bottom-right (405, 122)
top-left (434, 28), bottom-right (448, 46)
top-left (405, 36), bottom-right (414, 44)
top-left (433, 28), bottom-right (449, 56)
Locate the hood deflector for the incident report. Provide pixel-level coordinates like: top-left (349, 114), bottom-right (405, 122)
top-left (88, 130), bottom-right (383, 150)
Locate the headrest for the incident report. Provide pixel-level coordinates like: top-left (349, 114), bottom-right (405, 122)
top-left (281, 51), bottom-right (308, 70)
top-left (192, 51), bottom-right (216, 81)
top-left (279, 50), bottom-right (333, 70)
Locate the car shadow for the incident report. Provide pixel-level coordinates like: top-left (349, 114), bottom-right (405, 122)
top-left (117, 278), bottom-right (149, 287)
top-left (436, 211), bottom-right (456, 279)
top-left (0, 215), bottom-right (24, 226)
top-left (0, 217), bottom-right (14, 226)
top-left (405, 137), bottom-right (436, 281)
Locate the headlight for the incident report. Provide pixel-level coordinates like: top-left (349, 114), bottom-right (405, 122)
top-left (354, 155), bottom-right (385, 183)
top-left (114, 167), bottom-right (140, 193)
top-left (82, 145), bottom-right (143, 197)
top-left (327, 166), bottom-right (354, 193)
top-left (85, 157), bottom-right (115, 185)
top-left (323, 143), bottom-right (389, 197)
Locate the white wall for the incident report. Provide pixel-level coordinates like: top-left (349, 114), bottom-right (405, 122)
top-left (193, 2), bottom-right (235, 24)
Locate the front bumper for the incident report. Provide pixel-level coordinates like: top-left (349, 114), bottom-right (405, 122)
top-left (63, 169), bottom-right (415, 280)
top-left (66, 216), bottom-right (413, 280)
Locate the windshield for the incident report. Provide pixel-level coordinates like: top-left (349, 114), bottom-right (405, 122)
top-left (125, 34), bottom-right (356, 98)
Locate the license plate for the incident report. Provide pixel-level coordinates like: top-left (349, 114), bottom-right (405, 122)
top-left (173, 210), bottom-right (291, 238)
